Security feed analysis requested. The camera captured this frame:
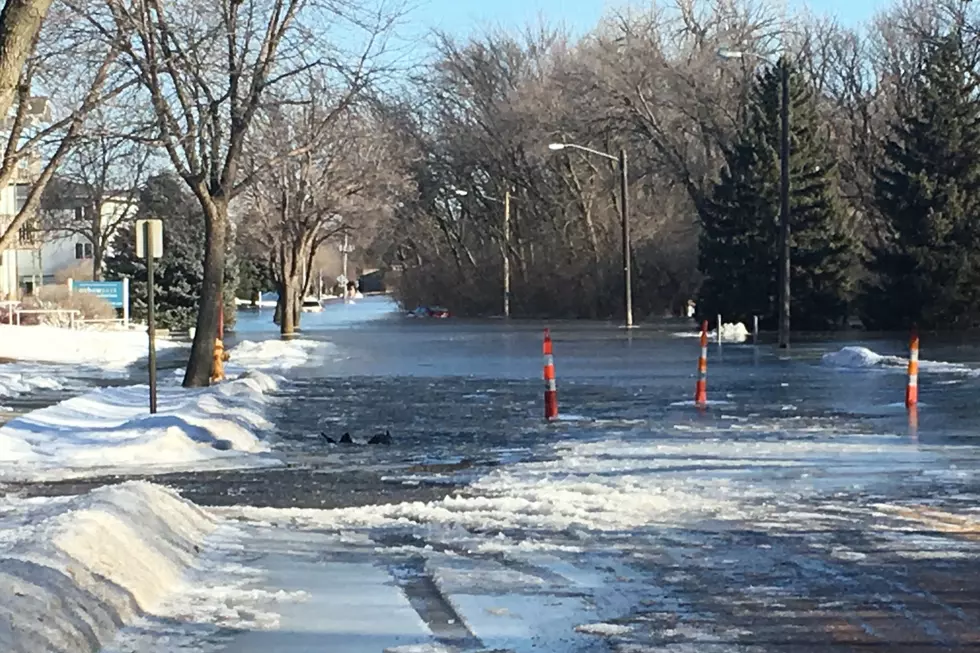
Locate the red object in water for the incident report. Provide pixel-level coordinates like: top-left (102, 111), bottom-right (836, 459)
top-left (543, 329), bottom-right (558, 421)
top-left (695, 320), bottom-right (708, 407)
top-left (906, 326), bottom-right (919, 408)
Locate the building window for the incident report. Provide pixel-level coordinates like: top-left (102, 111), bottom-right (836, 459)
top-left (75, 243), bottom-right (93, 259)
top-left (14, 184), bottom-right (28, 213)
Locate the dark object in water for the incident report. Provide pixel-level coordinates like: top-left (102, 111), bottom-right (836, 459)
top-left (319, 432), bottom-right (337, 444)
top-left (339, 432), bottom-right (355, 445)
top-left (368, 430), bottom-right (392, 445)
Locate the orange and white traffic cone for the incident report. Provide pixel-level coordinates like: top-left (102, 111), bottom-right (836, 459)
top-left (695, 320), bottom-right (708, 407)
top-left (543, 329), bottom-right (558, 421)
top-left (905, 327), bottom-right (919, 408)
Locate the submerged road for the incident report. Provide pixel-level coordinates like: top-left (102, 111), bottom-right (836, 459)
top-left (16, 297), bottom-right (980, 652)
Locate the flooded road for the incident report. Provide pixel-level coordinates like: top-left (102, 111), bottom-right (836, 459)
top-left (12, 297), bottom-right (980, 651)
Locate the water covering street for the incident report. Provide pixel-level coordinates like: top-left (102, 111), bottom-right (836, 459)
top-left (9, 296), bottom-right (980, 652)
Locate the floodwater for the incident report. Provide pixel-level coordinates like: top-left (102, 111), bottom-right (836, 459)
top-left (13, 296), bottom-right (980, 650)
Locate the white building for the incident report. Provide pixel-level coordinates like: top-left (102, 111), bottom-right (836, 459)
top-left (0, 162), bottom-right (38, 299)
top-left (0, 177), bottom-right (133, 299)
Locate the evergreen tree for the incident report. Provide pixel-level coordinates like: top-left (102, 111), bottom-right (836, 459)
top-left (106, 173), bottom-right (238, 331)
top-left (698, 58), bottom-right (856, 330)
top-left (862, 35), bottom-right (980, 330)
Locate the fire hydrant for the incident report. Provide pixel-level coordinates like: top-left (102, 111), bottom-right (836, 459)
top-left (211, 338), bottom-right (229, 383)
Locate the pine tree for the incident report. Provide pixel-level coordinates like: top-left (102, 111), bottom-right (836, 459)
top-left (105, 173), bottom-right (238, 331)
top-left (698, 58), bottom-right (856, 330)
top-left (862, 35), bottom-right (980, 330)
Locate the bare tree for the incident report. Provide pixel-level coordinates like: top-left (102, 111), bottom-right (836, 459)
top-left (40, 125), bottom-right (150, 279)
top-left (0, 0), bottom-right (55, 119)
top-left (0, 3), bottom-right (131, 261)
top-left (86, 0), bottom-right (403, 386)
top-left (245, 87), bottom-right (409, 335)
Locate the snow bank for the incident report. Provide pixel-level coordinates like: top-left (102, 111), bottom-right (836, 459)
top-left (0, 371), bottom-right (279, 481)
top-left (227, 338), bottom-right (323, 372)
top-left (0, 324), bottom-right (182, 369)
top-left (822, 345), bottom-right (980, 375)
top-left (0, 481), bottom-right (214, 653)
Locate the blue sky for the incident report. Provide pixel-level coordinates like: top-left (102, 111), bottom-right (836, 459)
top-left (408, 0), bottom-right (889, 40)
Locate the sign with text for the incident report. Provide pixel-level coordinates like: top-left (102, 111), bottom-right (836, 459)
top-left (72, 280), bottom-right (126, 308)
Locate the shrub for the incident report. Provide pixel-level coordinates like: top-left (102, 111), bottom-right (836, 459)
top-left (21, 285), bottom-right (117, 327)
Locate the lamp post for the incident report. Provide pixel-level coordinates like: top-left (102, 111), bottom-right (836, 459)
top-left (717, 48), bottom-right (791, 348)
top-left (548, 142), bottom-right (633, 329)
top-left (455, 188), bottom-right (513, 318)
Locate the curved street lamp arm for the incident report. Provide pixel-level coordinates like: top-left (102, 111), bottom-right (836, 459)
top-left (550, 142), bottom-right (618, 162)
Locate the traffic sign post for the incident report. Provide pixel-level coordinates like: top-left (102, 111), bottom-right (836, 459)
top-left (137, 219), bottom-right (163, 414)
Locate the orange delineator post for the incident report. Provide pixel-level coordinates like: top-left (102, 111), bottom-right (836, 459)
top-left (695, 320), bottom-right (708, 407)
top-left (543, 329), bottom-right (558, 421)
top-left (905, 327), bottom-right (919, 408)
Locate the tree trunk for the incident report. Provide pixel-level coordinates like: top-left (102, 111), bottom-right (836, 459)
top-left (92, 244), bottom-right (103, 281)
top-left (91, 204), bottom-right (102, 281)
top-left (183, 193), bottom-right (227, 387)
top-left (0, 0), bottom-right (53, 120)
top-left (280, 278), bottom-right (297, 336)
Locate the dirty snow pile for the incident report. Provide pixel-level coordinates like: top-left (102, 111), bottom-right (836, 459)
top-left (822, 346), bottom-right (980, 375)
top-left (0, 324), bottom-right (182, 368)
top-left (0, 481), bottom-right (215, 653)
top-left (227, 338), bottom-right (325, 372)
top-left (0, 371), bottom-right (279, 481)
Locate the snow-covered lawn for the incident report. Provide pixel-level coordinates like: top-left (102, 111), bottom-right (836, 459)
top-left (0, 324), bottom-right (183, 368)
top-left (0, 371), bottom-right (281, 481)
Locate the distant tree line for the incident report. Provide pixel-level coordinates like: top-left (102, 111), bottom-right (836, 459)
top-left (371, 0), bottom-right (980, 330)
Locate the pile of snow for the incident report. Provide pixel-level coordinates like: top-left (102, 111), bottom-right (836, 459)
top-left (0, 364), bottom-right (63, 398)
top-left (822, 346), bottom-right (980, 375)
top-left (0, 371), bottom-right (280, 481)
top-left (227, 338), bottom-right (323, 372)
top-left (0, 324), bottom-right (182, 369)
top-left (0, 481), bottom-right (214, 653)
top-left (714, 322), bottom-right (749, 343)
top-left (671, 321), bottom-right (750, 343)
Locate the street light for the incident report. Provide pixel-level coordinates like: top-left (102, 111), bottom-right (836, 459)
top-left (717, 47), bottom-right (791, 349)
top-left (548, 142), bottom-right (633, 329)
top-left (453, 186), bottom-right (513, 318)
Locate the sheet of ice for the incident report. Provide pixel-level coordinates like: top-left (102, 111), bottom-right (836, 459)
top-left (218, 431), bottom-right (936, 540)
top-left (0, 371), bottom-right (280, 481)
top-left (822, 345), bottom-right (980, 375)
top-left (0, 481), bottom-right (214, 653)
top-left (0, 324), bottom-right (182, 368)
top-left (575, 622), bottom-right (632, 636)
top-left (106, 525), bottom-right (435, 653)
top-left (449, 594), bottom-right (595, 653)
top-left (0, 364), bottom-right (63, 398)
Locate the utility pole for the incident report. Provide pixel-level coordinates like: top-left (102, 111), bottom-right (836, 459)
top-left (620, 148), bottom-right (633, 329)
top-left (503, 190), bottom-right (511, 318)
top-left (778, 61), bottom-right (791, 349)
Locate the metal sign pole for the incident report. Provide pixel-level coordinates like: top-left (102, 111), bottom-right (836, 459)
top-left (122, 277), bottom-right (130, 328)
top-left (144, 222), bottom-right (157, 414)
